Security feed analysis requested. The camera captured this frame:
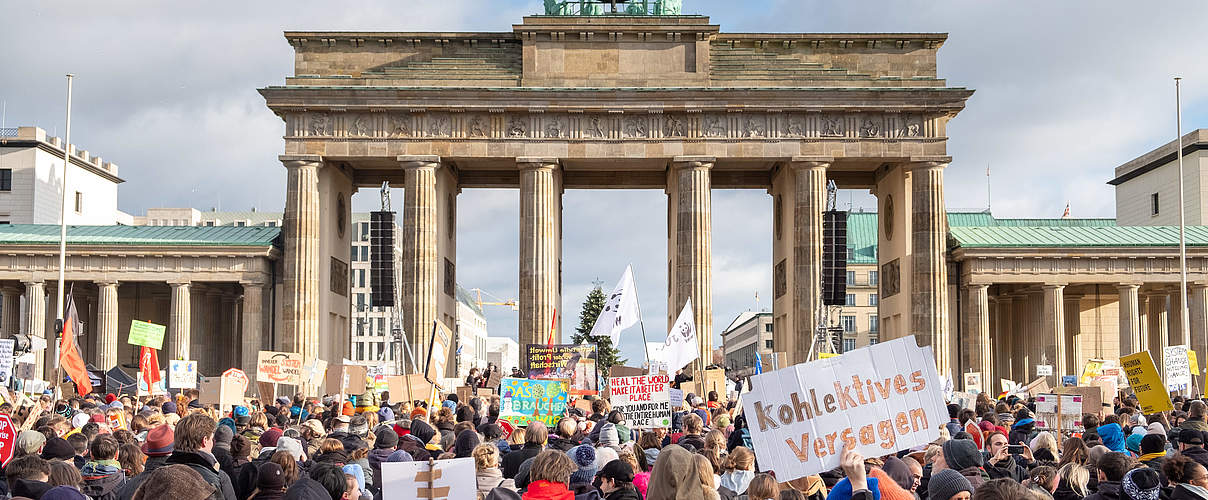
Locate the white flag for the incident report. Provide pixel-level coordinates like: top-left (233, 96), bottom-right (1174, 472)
top-left (589, 266), bottom-right (641, 343)
top-left (662, 298), bottom-right (698, 373)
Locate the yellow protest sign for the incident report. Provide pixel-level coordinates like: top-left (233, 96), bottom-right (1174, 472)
top-left (819, 353), bottom-right (839, 359)
top-left (1191, 350), bottom-right (1201, 376)
top-left (1120, 351), bottom-right (1174, 414)
top-left (1079, 359), bottom-right (1105, 386)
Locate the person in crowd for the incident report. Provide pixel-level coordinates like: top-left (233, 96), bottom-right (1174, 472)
top-left (645, 445), bottom-right (713, 500)
top-left (1164, 452), bottom-right (1208, 499)
top-left (1085, 451), bottom-right (1134, 500)
top-left (80, 435), bottom-right (126, 500)
top-left (677, 413), bottom-right (705, 452)
top-left (164, 413), bottom-right (237, 500)
top-left (718, 446), bottom-right (755, 497)
top-left (504, 421), bottom-right (548, 479)
top-left (1052, 463), bottom-right (1091, 500)
top-left (938, 437), bottom-right (988, 489)
top-left (520, 449), bottom-right (578, 500)
top-left (130, 464), bottom-right (216, 500)
top-left (548, 418), bottom-right (580, 452)
top-left (475, 442), bottom-right (517, 496)
top-left (1187, 402), bottom-right (1208, 432)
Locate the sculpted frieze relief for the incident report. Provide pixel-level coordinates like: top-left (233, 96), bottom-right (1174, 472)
top-left (290, 110), bottom-right (938, 140)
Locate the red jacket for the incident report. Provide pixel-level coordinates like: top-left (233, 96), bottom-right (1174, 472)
top-left (522, 480), bottom-right (574, 500)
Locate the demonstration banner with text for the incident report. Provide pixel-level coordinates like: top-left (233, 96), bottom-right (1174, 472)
top-left (741, 336), bottom-right (946, 481)
top-left (499, 377), bottom-right (569, 427)
top-left (525, 344), bottom-right (598, 395)
top-left (609, 374), bottom-right (671, 428)
top-left (257, 351), bottom-right (304, 385)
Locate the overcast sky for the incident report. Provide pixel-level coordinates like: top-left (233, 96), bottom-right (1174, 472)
top-left (4, 1), bottom-right (1207, 366)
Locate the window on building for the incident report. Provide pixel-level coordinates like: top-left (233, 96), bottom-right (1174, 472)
top-left (0, 169), bottom-right (11, 191)
top-left (362, 246), bottom-right (369, 261)
top-left (73, 191), bottom-right (83, 213)
top-left (869, 271), bottom-right (878, 285)
top-left (376, 342), bottom-right (384, 358)
top-left (357, 343), bottom-right (365, 360)
top-left (360, 222), bottom-right (370, 241)
top-left (265, 221), bottom-right (278, 227)
top-left (841, 315), bottom-right (856, 332)
top-left (869, 315), bottom-right (879, 333)
top-left (359, 269), bottom-right (366, 288)
top-left (204, 221), bottom-right (216, 227)
top-left (765, 339), bottom-right (773, 349)
top-left (843, 338), bottom-right (856, 352)
top-left (846, 271), bottom-right (856, 285)
top-left (869, 294), bottom-right (879, 306)
top-left (868, 334), bottom-right (879, 345)
top-left (845, 294), bottom-right (856, 306)
top-left (1152, 193), bottom-right (1160, 216)
top-left (764, 323), bottom-right (773, 333)
top-left (235, 221), bottom-right (246, 227)
top-left (846, 248), bottom-right (855, 260)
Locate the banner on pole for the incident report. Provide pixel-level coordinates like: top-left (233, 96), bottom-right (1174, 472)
top-left (126, 320), bottom-right (166, 350)
top-left (525, 344), bottom-right (598, 396)
top-left (662, 299), bottom-right (698, 373)
top-left (168, 360), bottom-right (197, 389)
top-left (1165, 345), bottom-right (1192, 393)
top-left (256, 351), bottom-right (304, 385)
top-left (381, 457), bottom-right (475, 500)
top-left (424, 321), bottom-right (452, 385)
top-left (609, 374), bottom-right (672, 428)
top-left (963, 372), bottom-right (982, 394)
top-left (499, 377), bottom-right (569, 428)
top-left (589, 266), bottom-right (641, 343)
top-left (1120, 351), bottom-right (1174, 414)
top-left (741, 336), bottom-right (946, 481)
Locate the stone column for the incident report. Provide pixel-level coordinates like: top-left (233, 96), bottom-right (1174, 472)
top-left (241, 282), bottom-right (263, 374)
top-left (280, 155), bottom-right (322, 363)
top-left (1041, 284), bottom-right (1066, 380)
top-left (996, 296), bottom-right (1014, 380)
top-left (789, 159), bottom-right (826, 365)
top-left (1191, 284), bottom-right (1208, 374)
top-left (169, 281), bottom-right (191, 360)
top-left (669, 156), bottom-right (713, 371)
top-left (2, 286), bottom-right (22, 336)
top-left (95, 281), bottom-right (118, 370)
top-left (518, 158), bottom-right (562, 348)
top-left (400, 155), bottom-right (440, 355)
top-left (22, 281), bottom-right (46, 379)
top-left (1148, 293), bottom-right (1169, 376)
top-left (223, 294), bottom-right (238, 371)
top-left (909, 162), bottom-right (950, 374)
top-left (965, 284), bottom-right (991, 386)
top-left (1064, 295), bottom-right (1083, 375)
top-left (1118, 284), bottom-right (1141, 357)
top-left (1171, 289), bottom-right (1189, 348)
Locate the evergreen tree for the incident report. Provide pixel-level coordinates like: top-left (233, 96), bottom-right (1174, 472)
top-left (571, 286), bottom-right (626, 375)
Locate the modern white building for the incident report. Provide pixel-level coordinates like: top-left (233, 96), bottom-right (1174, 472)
top-left (485, 337), bottom-right (520, 374)
top-left (0, 126), bottom-right (129, 225)
top-left (720, 311), bottom-right (772, 375)
top-left (455, 285), bottom-right (489, 377)
top-left (1110, 129), bottom-right (1208, 226)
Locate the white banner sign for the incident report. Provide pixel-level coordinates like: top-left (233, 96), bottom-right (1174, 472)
top-left (590, 266), bottom-right (641, 343)
top-left (1166, 345), bottom-right (1192, 393)
top-left (0, 339), bottom-right (14, 386)
top-left (1036, 365), bottom-right (1053, 376)
top-left (169, 360), bottom-right (197, 389)
top-left (662, 299), bottom-right (698, 373)
top-left (609, 374), bottom-right (672, 428)
top-left (381, 457), bottom-right (475, 500)
top-left (741, 336), bottom-right (947, 481)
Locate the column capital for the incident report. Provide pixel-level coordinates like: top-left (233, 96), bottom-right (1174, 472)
top-left (964, 283), bottom-right (990, 291)
top-left (516, 157), bottom-right (560, 170)
top-left (21, 279), bottom-right (44, 287)
top-left (1118, 283), bottom-right (1142, 291)
top-left (397, 155), bottom-right (442, 169)
top-left (788, 156), bottom-right (833, 169)
top-left (279, 154), bottom-right (323, 169)
top-left (1193, 283), bottom-right (1208, 291)
top-left (1042, 283), bottom-right (1067, 291)
top-left (94, 280), bottom-right (118, 287)
top-left (168, 280), bottom-right (191, 288)
top-left (902, 159), bottom-right (951, 171)
top-left (240, 281), bottom-right (266, 290)
top-left (670, 156), bottom-right (715, 169)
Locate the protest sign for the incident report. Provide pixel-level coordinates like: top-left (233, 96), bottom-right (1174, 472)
top-left (669, 388), bottom-right (684, 408)
top-left (305, 359), bottom-right (328, 388)
top-left (199, 375), bottom-right (244, 407)
top-left (741, 336), bottom-right (946, 481)
top-left (818, 353), bottom-right (839, 360)
top-left (1192, 350), bottom-right (1202, 376)
top-left (126, 320), bottom-right (166, 350)
top-left (222, 368), bottom-right (249, 394)
top-left (680, 382), bottom-right (697, 399)
top-left (257, 381), bottom-right (275, 403)
top-left (1056, 386), bottom-right (1107, 418)
top-left (1036, 365), bottom-right (1053, 377)
top-left (499, 377), bottom-right (569, 427)
top-left (1165, 345), bottom-right (1192, 393)
top-left (256, 351), bottom-right (304, 385)
top-left (1121, 351), bottom-right (1174, 414)
top-left (525, 344), bottom-right (598, 396)
top-left (950, 391), bottom-right (975, 411)
top-left (325, 364), bottom-right (368, 396)
top-left (0, 339), bottom-right (14, 387)
top-left (381, 457), bottom-right (475, 500)
top-left (424, 321), bottom-right (452, 385)
top-left (1024, 377), bottom-right (1050, 397)
top-left (477, 388), bottom-right (493, 397)
top-left (386, 374), bottom-right (433, 403)
top-left (1080, 359), bottom-right (1106, 385)
top-left (704, 369), bottom-right (726, 398)
top-left (14, 363), bottom-right (35, 382)
top-left (962, 372), bottom-right (982, 394)
top-left (609, 374), bottom-right (672, 428)
top-left (0, 414), bottom-right (14, 466)
top-left (1061, 376), bottom-right (1077, 387)
top-left (168, 360), bottom-right (197, 389)
top-left (663, 299), bottom-right (698, 372)
top-left (457, 386), bottom-right (475, 403)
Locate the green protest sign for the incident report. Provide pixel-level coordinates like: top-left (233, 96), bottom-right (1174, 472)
top-left (127, 320), bottom-right (166, 350)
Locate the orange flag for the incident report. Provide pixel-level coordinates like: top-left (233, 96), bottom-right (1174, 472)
top-left (59, 292), bottom-right (92, 396)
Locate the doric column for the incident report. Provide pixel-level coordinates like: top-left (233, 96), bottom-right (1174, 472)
top-left (95, 281), bottom-right (119, 370)
top-left (22, 280), bottom-right (46, 379)
top-left (1064, 294), bottom-right (1083, 375)
top-left (2, 286), bottom-right (22, 336)
top-left (240, 282), bottom-right (263, 374)
top-left (1191, 284), bottom-right (1208, 373)
top-left (1118, 284), bottom-right (1141, 357)
top-left (169, 281), bottom-right (191, 360)
top-left (1041, 284), bottom-right (1066, 380)
top-left (223, 294), bottom-right (238, 371)
top-left (1148, 293), bottom-right (1169, 376)
top-left (280, 154), bottom-right (322, 363)
top-left (996, 296), bottom-right (1014, 380)
top-left (399, 155), bottom-right (440, 355)
top-left (1171, 290), bottom-right (1189, 348)
top-left (518, 158), bottom-right (563, 348)
top-left (909, 162), bottom-right (950, 374)
top-left (669, 156), bottom-right (713, 371)
top-left (789, 159), bottom-right (826, 365)
top-left (965, 284), bottom-right (991, 386)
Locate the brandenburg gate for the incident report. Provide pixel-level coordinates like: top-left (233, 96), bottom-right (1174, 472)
top-left (259, 4), bottom-right (973, 377)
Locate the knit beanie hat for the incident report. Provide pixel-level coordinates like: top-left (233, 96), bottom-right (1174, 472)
top-left (928, 469), bottom-right (973, 500)
top-left (258, 462), bottom-right (286, 490)
top-left (16, 430), bottom-right (46, 455)
top-left (568, 444), bottom-right (598, 485)
top-left (343, 464), bottom-right (366, 491)
top-left (342, 401), bottom-right (355, 416)
top-left (387, 449), bottom-right (413, 462)
top-left (410, 420), bottom-right (436, 445)
top-left (260, 427), bottom-right (284, 448)
top-left (39, 486), bottom-right (87, 500)
top-left (161, 401), bottom-right (178, 414)
top-left (1126, 431), bottom-right (1145, 454)
top-left (40, 438), bottom-right (74, 460)
top-left (378, 406), bottom-right (395, 422)
top-left (213, 425), bottom-right (234, 451)
top-left (1123, 467), bottom-right (1161, 500)
top-left (941, 438), bottom-right (983, 470)
top-left (596, 422), bottom-right (620, 449)
top-left (1147, 422), bottom-right (1166, 436)
top-left (376, 427), bottom-right (399, 449)
top-left (454, 430), bottom-right (480, 458)
top-left (1140, 434), bottom-right (1166, 455)
top-left (595, 446), bottom-right (620, 470)
top-left (277, 436), bottom-right (305, 462)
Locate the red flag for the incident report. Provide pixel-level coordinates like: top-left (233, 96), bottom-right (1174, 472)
top-left (139, 346), bottom-right (161, 393)
top-left (59, 293), bottom-right (92, 396)
top-left (547, 308), bottom-right (558, 346)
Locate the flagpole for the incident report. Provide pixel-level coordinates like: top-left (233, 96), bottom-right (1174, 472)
top-left (54, 74), bottom-right (74, 394)
top-left (1177, 77), bottom-right (1192, 394)
top-left (629, 269), bottom-right (652, 368)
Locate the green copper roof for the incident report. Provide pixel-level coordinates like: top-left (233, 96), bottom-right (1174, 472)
top-left (0, 225), bottom-right (281, 246)
top-left (949, 225), bottom-right (1208, 248)
top-left (847, 212), bottom-right (879, 264)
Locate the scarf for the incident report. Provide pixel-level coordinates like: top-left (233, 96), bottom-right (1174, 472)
top-left (1139, 450), bottom-right (1167, 462)
top-left (1012, 418), bottom-right (1034, 429)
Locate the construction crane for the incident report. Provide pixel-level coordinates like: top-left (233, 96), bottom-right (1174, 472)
top-left (472, 288), bottom-right (519, 312)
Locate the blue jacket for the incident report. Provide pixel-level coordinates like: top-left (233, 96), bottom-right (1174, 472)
top-left (1098, 422), bottom-right (1126, 452)
top-left (826, 477), bottom-right (881, 500)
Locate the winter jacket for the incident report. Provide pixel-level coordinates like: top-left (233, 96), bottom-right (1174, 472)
top-left (1052, 479), bottom-right (1085, 500)
top-left (1184, 419), bottom-right (1208, 432)
top-left (213, 445), bottom-right (236, 481)
top-left (678, 434), bottom-right (705, 452)
top-left (570, 482), bottom-right (603, 500)
top-left (80, 460), bottom-right (127, 500)
top-left (329, 430), bottom-right (368, 452)
top-left (1186, 446), bottom-right (1208, 470)
top-left (398, 435), bottom-right (431, 462)
top-left (522, 480), bottom-right (575, 500)
top-left (250, 487), bottom-right (286, 500)
top-left (546, 435), bottom-right (579, 452)
top-left (165, 450), bottom-right (238, 500)
top-left (235, 448), bottom-right (275, 500)
top-left (1084, 480), bottom-right (1122, 500)
top-left (312, 449), bottom-right (349, 465)
top-left (115, 455), bottom-right (170, 500)
top-left (477, 467), bottom-right (516, 496)
top-left (1009, 418), bottom-right (1036, 445)
top-left (350, 456), bottom-right (373, 493)
top-left (283, 477), bottom-right (331, 500)
top-left (1097, 423), bottom-right (1126, 452)
top-left (827, 477), bottom-right (881, 500)
top-left (633, 471), bottom-right (650, 498)
top-left (367, 447), bottom-right (394, 493)
top-left (957, 466), bottom-right (988, 491)
top-left (1172, 484), bottom-right (1208, 500)
top-left (983, 453), bottom-right (1028, 483)
top-left (502, 444), bottom-right (543, 479)
top-left (604, 485), bottom-right (641, 500)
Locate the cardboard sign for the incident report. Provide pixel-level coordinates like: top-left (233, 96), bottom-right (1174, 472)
top-left (609, 366), bottom-right (645, 378)
top-left (14, 363), bottom-right (34, 382)
top-left (1056, 385), bottom-right (1108, 418)
top-left (498, 377), bottom-right (569, 428)
top-left (305, 359), bottom-right (328, 388)
top-left (609, 374), bottom-right (672, 428)
top-left (1121, 351), bottom-right (1174, 414)
top-left (680, 382), bottom-right (697, 399)
top-left (741, 336), bottom-right (946, 482)
top-left (0, 414), bottom-right (14, 466)
top-left (168, 360), bottom-right (197, 389)
top-left (950, 391), bottom-right (975, 410)
top-left (476, 388), bottom-right (494, 397)
top-left (257, 351), bottom-right (304, 385)
top-left (963, 372), bottom-right (982, 394)
top-left (485, 370), bottom-right (502, 390)
top-left (127, 320), bottom-right (166, 350)
top-left (1165, 345), bottom-right (1192, 393)
top-left (457, 386), bottom-right (475, 403)
top-left (424, 321), bottom-right (452, 384)
top-left (386, 374), bottom-right (433, 403)
top-left (1024, 377), bottom-right (1051, 397)
top-left (222, 368), bottom-right (249, 394)
top-left (525, 344), bottom-right (599, 396)
top-left (199, 375), bottom-right (244, 407)
top-left (381, 457), bottom-right (475, 500)
top-left (257, 381), bottom-right (276, 403)
top-left (703, 369), bottom-right (727, 398)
